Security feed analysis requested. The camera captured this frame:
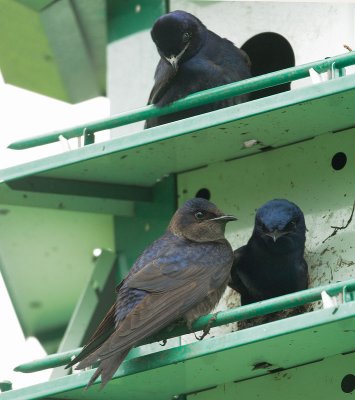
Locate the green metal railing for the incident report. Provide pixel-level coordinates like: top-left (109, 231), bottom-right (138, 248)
top-left (8, 51), bottom-right (355, 151)
top-left (14, 277), bottom-right (355, 374)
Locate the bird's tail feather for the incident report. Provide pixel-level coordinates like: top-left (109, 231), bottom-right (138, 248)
top-left (85, 349), bottom-right (130, 390)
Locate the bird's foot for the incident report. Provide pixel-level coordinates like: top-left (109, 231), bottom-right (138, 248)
top-left (195, 312), bottom-right (219, 341)
top-left (159, 339), bottom-right (167, 346)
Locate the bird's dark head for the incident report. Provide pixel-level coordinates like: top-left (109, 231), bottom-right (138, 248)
top-left (254, 199), bottom-right (306, 250)
top-left (169, 198), bottom-right (237, 242)
top-left (151, 10), bottom-right (207, 71)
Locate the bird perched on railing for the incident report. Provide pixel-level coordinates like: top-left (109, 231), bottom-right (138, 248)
top-left (230, 199), bottom-right (308, 328)
top-left (145, 10), bottom-right (251, 128)
top-left (66, 198), bottom-right (237, 389)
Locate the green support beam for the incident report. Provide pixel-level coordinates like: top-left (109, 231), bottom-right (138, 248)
top-left (51, 249), bottom-right (116, 379)
top-left (7, 176), bottom-right (154, 202)
top-left (0, 0), bottom-right (106, 103)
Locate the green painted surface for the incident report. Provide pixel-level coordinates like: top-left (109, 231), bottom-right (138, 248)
top-left (0, 205), bottom-right (115, 351)
top-left (2, 301), bottom-right (355, 399)
top-left (1, 74), bottom-right (355, 191)
top-left (108, 0), bottom-right (166, 43)
top-left (115, 176), bottom-right (176, 273)
top-left (40, 0), bottom-right (101, 102)
top-left (189, 353), bottom-right (355, 400)
top-left (0, 184), bottom-right (134, 216)
top-left (15, 0), bottom-right (55, 11)
top-left (51, 249), bottom-right (116, 379)
top-left (0, 0), bottom-right (106, 102)
top-left (0, 0), bottom-right (66, 100)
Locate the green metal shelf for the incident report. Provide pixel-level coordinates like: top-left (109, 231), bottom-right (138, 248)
top-left (13, 277), bottom-right (355, 374)
top-left (2, 298), bottom-right (355, 400)
top-left (7, 52), bottom-right (355, 150)
top-left (1, 71), bottom-right (355, 211)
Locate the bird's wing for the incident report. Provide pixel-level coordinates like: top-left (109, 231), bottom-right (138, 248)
top-left (66, 304), bottom-right (116, 368)
top-left (96, 281), bottom-right (201, 360)
top-left (126, 258), bottom-right (218, 292)
top-left (229, 245), bottom-right (249, 293)
top-left (79, 246), bottom-right (230, 365)
top-left (151, 56), bottom-right (242, 109)
top-left (147, 59), bottom-right (177, 105)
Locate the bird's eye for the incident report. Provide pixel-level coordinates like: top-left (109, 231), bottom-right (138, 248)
top-left (285, 221), bottom-right (297, 231)
top-left (194, 211), bottom-right (205, 220)
top-left (182, 32), bottom-right (191, 43)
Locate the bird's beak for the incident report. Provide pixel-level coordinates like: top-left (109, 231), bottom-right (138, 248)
top-left (165, 55), bottom-right (179, 71)
top-left (265, 230), bottom-right (288, 242)
top-left (210, 215), bottom-right (238, 222)
top-left (164, 42), bottom-right (190, 71)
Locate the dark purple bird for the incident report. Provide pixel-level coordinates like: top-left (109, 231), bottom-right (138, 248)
top-left (230, 199), bottom-right (308, 306)
top-left (67, 198), bottom-right (237, 388)
top-left (145, 10), bottom-right (251, 128)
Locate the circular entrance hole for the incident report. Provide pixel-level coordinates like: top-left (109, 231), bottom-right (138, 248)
top-left (195, 188), bottom-right (211, 200)
top-left (331, 152), bottom-right (347, 170)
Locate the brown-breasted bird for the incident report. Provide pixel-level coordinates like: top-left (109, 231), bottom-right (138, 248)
top-left (145, 10), bottom-right (251, 128)
top-left (67, 198), bottom-right (237, 389)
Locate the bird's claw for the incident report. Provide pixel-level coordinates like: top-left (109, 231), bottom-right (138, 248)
top-left (159, 339), bottom-right (167, 346)
top-left (194, 312), bottom-right (219, 341)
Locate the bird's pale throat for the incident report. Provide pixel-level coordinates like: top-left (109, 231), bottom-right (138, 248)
top-left (164, 42), bottom-right (190, 70)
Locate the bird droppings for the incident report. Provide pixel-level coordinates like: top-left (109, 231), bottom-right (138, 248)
top-left (242, 139), bottom-right (259, 149)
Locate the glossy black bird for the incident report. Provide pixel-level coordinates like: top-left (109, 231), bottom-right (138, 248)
top-left (67, 198), bottom-right (236, 389)
top-left (145, 10), bottom-right (251, 128)
top-left (230, 199), bottom-right (308, 307)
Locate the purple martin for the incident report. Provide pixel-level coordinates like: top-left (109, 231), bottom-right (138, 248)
top-left (230, 199), bottom-right (308, 324)
top-left (67, 198), bottom-right (236, 389)
top-left (145, 10), bottom-right (252, 128)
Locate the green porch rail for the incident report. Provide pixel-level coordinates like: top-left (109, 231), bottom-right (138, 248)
top-left (14, 277), bottom-right (355, 374)
top-left (8, 51), bottom-right (355, 150)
